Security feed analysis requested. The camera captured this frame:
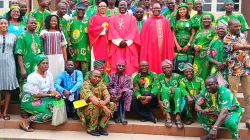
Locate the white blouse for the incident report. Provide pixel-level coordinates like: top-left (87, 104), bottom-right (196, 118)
top-left (24, 71), bottom-right (55, 94)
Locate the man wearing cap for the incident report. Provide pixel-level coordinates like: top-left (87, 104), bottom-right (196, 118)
top-left (88, 2), bottom-right (110, 71)
top-left (224, 19), bottom-right (250, 130)
top-left (108, 59), bottom-right (133, 124)
top-left (132, 61), bottom-right (160, 123)
top-left (68, 2), bottom-right (90, 75)
top-left (216, 0), bottom-right (249, 38)
top-left (77, 70), bottom-right (116, 136)
top-left (54, 60), bottom-right (83, 120)
top-left (179, 63), bottom-right (205, 125)
top-left (191, 0), bottom-right (215, 30)
top-left (85, 60), bottom-right (110, 85)
top-left (195, 76), bottom-right (242, 140)
top-left (158, 59), bottom-right (193, 128)
top-left (108, 0), bottom-right (140, 76)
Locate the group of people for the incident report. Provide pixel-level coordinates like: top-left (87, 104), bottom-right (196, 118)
top-left (0, 0), bottom-right (250, 139)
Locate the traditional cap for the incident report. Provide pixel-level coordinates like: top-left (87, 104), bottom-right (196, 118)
top-left (117, 58), bottom-right (127, 65)
top-left (224, 0), bottom-right (234, 4)
top-left (10, 6), bottom-right (20, 11)
top-left (94, 59), bottom-right (105, 67)
top-left (161, 59), bottom-right (172, 66)
top-left (35, 54), bottom-right (48, 65)
top-left (183, 63), bottom-right (195, 71)
top-left (76, 2), bottom-right (86, 8)
top-left (178, 3), bottom-right (188, 9)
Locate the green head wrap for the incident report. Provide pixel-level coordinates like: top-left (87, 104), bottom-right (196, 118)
top-left (94, 59), bottom-right (105, 67)
top-left (186, 0), bottom-right (194, 4)
top-left (10, 6), bottom-right (20, 11)
top-left (178, 3), bottom-right (188, 9)
top-left (35, 55), bottom-right (48, 65)
top-left (224, 0), bottom-right (234, 4)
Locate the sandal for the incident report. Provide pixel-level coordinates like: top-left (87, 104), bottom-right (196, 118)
top-left (164, 118), bottom-right (172, 127)
top-left (121, 118), bottom-right (128, 125)
top-left (19, 120), bottom-right (33, 132)
top-left (114, 117), bottom-right (121, 123)
top-left (3, 115), bottom-right (10, 120)
top-left (246, 123), bottom-right (250, 130)
top-left (200, 134), bottom-right (213, 140)
top-left (175, 119), bottom-right (184, 129)
top-left (184, 119), bottom-right (194, 125)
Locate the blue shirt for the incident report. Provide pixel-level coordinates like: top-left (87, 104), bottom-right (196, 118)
top-left (160, 7), bottom-right (169, 14)
top-left (8, 23), bottom-right (25, 35)
top-left (54, 70), bottom-right (83, 94)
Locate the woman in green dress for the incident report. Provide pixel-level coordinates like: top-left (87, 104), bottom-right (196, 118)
top-left (19, 55), bottom-right (62, 132)
top-left (172, 3), bottom-right (195, 74)
top-left (192, 14), bottom-right (216, 81)
top-left (68, 2), bottom-right (91, 76)
top-left (207, 24), bottom-right (228, 86)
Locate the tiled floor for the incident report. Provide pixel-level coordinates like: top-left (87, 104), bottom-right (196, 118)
top-left (0, 129), bottom-right (230, 140)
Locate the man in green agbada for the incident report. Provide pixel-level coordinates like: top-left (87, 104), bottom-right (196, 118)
top-left (15, 17), bottom-right (44, 92)
top-left (163, 0), bottom-right (177, 20)
top-left (105, 0), bottom-right (119, 17)
top-left (135, 7), bottom-right (145, 33)
top-left (132, 61), bottom-right (159, 123)
top-left (68, 2), bottom-right (91, 74)
top-left (72, 0), bottom-right (98, 18)
top-left (179, 63), bottom-right (205, 125)
top-left (207, 24), bottom-right (228, 85)
top-left (191, 0), bottom-right (215, 30)
top-left (216, 0), bottom-right (249, 38)
top-left (85, 60), bottom-right (110, 85)
top-left (195, 76), bottom-right (242, 140)
top-left (29, 0), bottom-right (51, 33)
top-left (158, 60), bottom-right (193, 128)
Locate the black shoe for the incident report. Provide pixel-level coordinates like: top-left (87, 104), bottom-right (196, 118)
top-left (99, 128), bottom-right (109, 136)
top-left (72, 113), bottom-right (79, 120)
top-left (246, 123), bottom-right (250, 130)
top-left (148, 116), bottom-right (157, 124)
top-left (87, 130), bottom-right (101, 136)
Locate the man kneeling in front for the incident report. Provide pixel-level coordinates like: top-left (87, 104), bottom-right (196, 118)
top-left (195, 76), bottom-right (242, 140)
top-left (77, 70), bottom-right (116, 136)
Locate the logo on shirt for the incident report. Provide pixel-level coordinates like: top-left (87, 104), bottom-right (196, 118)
top-left (72, 29), bottom-right (80, 40)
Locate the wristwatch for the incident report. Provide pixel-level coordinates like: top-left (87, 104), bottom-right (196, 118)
top-left (187, 43), bottom-right (191, 46)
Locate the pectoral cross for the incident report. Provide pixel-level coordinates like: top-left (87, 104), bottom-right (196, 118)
top-left (117, 18), bottom-right (125, 29)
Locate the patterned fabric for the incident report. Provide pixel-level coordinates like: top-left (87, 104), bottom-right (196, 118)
top-left (137, 20), bottom-right (145, 33)
top-left (191, 12), bottom-right (215, 30)
top-left (20, 71), bottom-right (56, 123)
top-left (207, 38), bottom-right (228, 82)
top-left (0, 34), bottom-right (19, 90)
top-left (93, 59), bottom-right (105, 67)
top-left (216, 13), bottom-right (249, 32)
top-left (15, 31), bottom-right (43, 83)
top-left (40, 30), bottom-right (67, 55)
top-left (163, 10), bottom-right (177, 21)
top-left (108, 72), bottom-right (133, 111)
top-left (158, 73), bottom-right (183, 113)
top-left (179, 76), bottom-right (205, 119)
top-left (29, 8), bottom-right (51, 33)
top-left (196, 86), bottom-right (242, 138)
top-left (224, 32), bottom-right (250, 76)
top-left (133, 71), bottom-right (160, 98)
top-left (8, 22), bottom-right (26, 35)
top-left (84, 71), bottom-right (110, 85)
top-left (77, 80), bottom-right (116, 130)
top-left (106, 8), bottom-right (119, 17)
top-left (192, 29), bottom-right (217, 80)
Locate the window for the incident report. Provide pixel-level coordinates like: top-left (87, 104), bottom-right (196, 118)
top-left (0, 0), bottom-right (4, 9)
top-left (203, 0), bottom-right (241, 13)
top-left (0, 0), bottom-right (10, 10)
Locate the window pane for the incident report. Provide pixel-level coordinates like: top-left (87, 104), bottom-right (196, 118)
top-left (234, 0), bottom-right (239, 2)
top-left (0, 1), bottom-right (3, 8)
top-left (203, 4), bottom-right (212, 11)
top-left (204, 0), bottom-right (212, 3)
top-left (217, 0), bottom-right (224, 2)
top-left (217, 4), bottom-right (225, 11)
top-left (234, 4), bottom-right (239, 11)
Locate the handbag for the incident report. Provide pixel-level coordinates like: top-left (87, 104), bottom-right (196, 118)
top-left (173, 53), bottom-right (193, 73)
top-left (51, 99), bottom-right (68, 126)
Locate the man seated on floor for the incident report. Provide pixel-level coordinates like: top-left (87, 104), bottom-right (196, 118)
top-left (131, 61), bottom-right (160, 123)
top-left (108, 59), bottom-right (133, 125)
top-left (54, 60), bottom-right (83, 120)
top-left (85, 59), bottom-right (109, 85)
top-left (179, 63), bottom-right (204, 125)
top-left (157, 59), bottom-right (193, 129)
top-left (195, 76), bottom-right (242, 140)
top-left (77, 70), bottom-right (116, 136)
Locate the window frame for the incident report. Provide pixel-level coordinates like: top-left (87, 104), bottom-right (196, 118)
top-left (203, 0), bottom-right (242, 13)
top-left (0, 0), bottom-right (8, 10)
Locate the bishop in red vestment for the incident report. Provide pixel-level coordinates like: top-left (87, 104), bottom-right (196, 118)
top-left (140, 3), bottom-right (175, 74)
top-left (88, 2), bottom-right (110, 70)
top-left (108, 1), bottom-right (140, 75)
